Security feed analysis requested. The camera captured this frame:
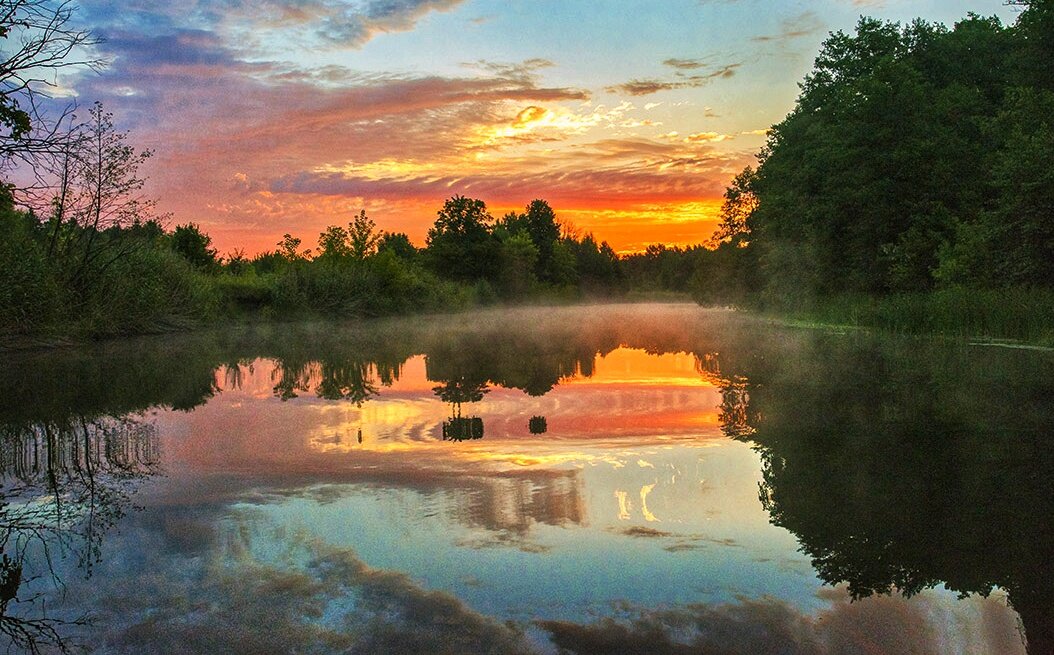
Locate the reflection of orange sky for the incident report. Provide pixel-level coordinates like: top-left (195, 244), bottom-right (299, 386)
top-left (564, 348), bottom-right (715, 388)
top-left (175, 347), bottom-right (724, 475)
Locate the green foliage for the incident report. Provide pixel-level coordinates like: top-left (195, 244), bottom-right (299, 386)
top-left (564, 235), bottom-right (622, 293)
top-left (0, 188), bottom-right (658, 341)
top-left (711, 167), bottom-right (757, 248)
top-left (623, 245), bottom-right (695, 293)
top-left (250, 250), bottom-right (287, 275)
top-left (277, 233), bottom-right (309, 261)
top-left (549, 240), bottom-right (579, 287)
top-left (719, 6), bottom-right (1054, 309)
top-left (769, 288), bottom-right (1054, 344)
top-left (0, 196), bottom-right (60, 333)
top-left (317, 210), bottom-right (381, 262)
top-left (80, 246), bottom-right (218, 335)
top-left (170, 222), bottom-right (219, 271)
top-left (496, 200), bottom-right (566, 283)
top-left (377, 231), bottom-right (418, 261)
top-left (213, 272), bottom-right (274, 314)
top-left (348, 209), bottom-right (380, 260)
top-left (317, 224), bottom-right (351, 259)
top-left (975, 87), bottom-right (1054, 286)
top-left (521, 199), bottom-right (561, 281)
top-left (424, 195), bottom-right (499, 282)
top-left (496, 231), bottom-right (538, 299)
top-left (224, 248), bottom-right (250, 275)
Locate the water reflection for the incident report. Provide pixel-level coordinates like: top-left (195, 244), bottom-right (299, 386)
top-left (0, 305), bottom-right (1050, 653)
top-left (0, 415), bottom-right (160, 652)
top-left (434, 376), bottom-right (489, 442)
top-left (706, 335), bottom-right (1054, 654)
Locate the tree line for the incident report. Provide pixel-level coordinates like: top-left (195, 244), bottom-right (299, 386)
top-left (738, 2), bottom-right (1053, 296)
top-left (0, 185), bottom-right (628, 337)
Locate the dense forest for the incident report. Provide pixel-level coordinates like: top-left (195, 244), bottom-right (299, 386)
top-left (1, 2), bottom-right (1053, 343)
top-left (668, 1), bottom-right (1054, 339)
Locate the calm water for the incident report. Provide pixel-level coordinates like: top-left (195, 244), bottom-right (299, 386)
top-left (1, 304), bottom-right (1051, 654)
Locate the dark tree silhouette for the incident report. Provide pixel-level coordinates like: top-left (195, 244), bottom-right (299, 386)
top-left (424, 195), bottom-right (499, 282)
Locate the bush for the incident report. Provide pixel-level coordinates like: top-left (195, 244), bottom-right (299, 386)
top-left (0, 209), bottom-right (61, 334)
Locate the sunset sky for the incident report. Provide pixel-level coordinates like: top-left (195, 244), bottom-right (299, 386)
top-left (64, 0), bottom-right (1017, 254)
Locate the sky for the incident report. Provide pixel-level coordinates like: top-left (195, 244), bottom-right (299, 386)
top-left (59, 0), bottom-right (1019, 254)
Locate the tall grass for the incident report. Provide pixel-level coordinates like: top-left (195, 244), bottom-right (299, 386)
top-left (769, 288), bottom-right (1054, 345)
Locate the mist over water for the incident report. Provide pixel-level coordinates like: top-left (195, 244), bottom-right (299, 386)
top-left (0, 303), bottom-right (1049, 654)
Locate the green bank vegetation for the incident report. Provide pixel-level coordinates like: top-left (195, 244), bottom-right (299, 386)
top-left (0, 186), bottom-right (624, 339)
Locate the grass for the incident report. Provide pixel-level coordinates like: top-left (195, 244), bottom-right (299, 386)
top-left (764, 287), bottom-right (1054, 346)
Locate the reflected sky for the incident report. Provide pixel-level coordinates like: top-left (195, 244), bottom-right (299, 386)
top-left (1, 304), bottom-right (1042, 654)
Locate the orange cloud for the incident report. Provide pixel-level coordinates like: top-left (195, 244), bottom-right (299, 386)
top-left (78, 26), bottom-right (747, 256)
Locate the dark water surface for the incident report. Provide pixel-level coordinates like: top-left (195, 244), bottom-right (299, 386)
top-left (1, 304), bottom-right (1051, 654)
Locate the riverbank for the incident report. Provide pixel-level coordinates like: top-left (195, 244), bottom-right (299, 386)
top-left (757, 287), bottom-right (1054, 347)
top-left (6, 288), bottom-right (1053, 354)
top-left (0, 293), bottom-right (660, 353)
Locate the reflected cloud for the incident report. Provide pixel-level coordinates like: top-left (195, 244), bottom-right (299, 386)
top-left (538, 588), bottom-right (1024, 655)
top-left (88, 525), bottom-right (537, 654)
top-left (614, 490), bottom-right (631, 521)
top-left (618, 526), bottom-right (673, 538)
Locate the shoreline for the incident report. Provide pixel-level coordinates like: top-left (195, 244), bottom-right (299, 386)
top-left (0, 296), bottom-right (701, 354)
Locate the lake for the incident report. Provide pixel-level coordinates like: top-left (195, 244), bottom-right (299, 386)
top-left (1, 303), bottom-right (1050, 654)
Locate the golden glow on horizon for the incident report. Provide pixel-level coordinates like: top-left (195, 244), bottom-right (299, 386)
top-left (176, 84), bottom-right (740, 257)
top-left (294, 345), bottom-right (727, 462)
top-left (83, 0), bottom-right (855, 258)
top-left (210, 198), bottom-right (724, 256)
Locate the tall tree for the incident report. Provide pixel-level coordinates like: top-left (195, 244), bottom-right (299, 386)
top-left (710, 167), bottom-right (757, 248)
top-left (170, 222), bottom-right (218, 271)
top-left (739, 14), bottom-right (1022, 297)
top-left (347, 209), bottom-right (379, 261)
top-left (521, 199), bottom-right (560, 281)
top-left (424, 195), bottom-right (498, 281)
top-left (47, 102), bottom-right (158, 294)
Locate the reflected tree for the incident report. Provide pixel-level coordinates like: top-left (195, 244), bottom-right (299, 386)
top-left (0, 414), bottom-right (160, 653)
top-left (270, 356), bottom-right (312, 401)
top-left (433, 377), bottom-right (488, 442)
top-left (315, 360), bottom-right (379, 405)
top-left (269, 348), bottom-right (400, 406)
top-left (442, 417), bottom-right (484, 442)
top-left (528, 416), bottom-right (547, 435)
top-left (716, 335), bottom-right (1054, 655)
